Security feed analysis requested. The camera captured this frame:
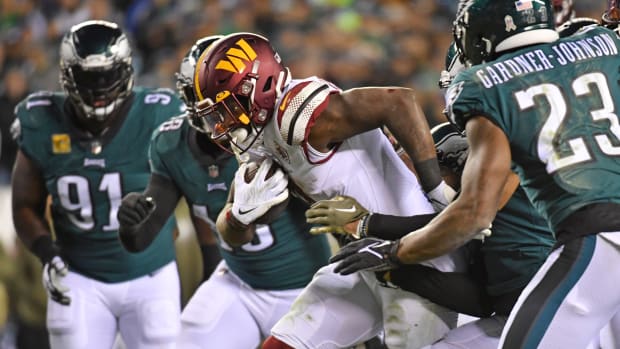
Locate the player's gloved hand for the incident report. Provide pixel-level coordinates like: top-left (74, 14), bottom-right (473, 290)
top-left (305, 195), bottom-right (369, 236)
top-left (329, 237), bottom-right (401, 275)
top-left (117, 193), bottom-right (156, 252)
top-left (118, 193), bottom-right (156, 229)
top-left (426, 180), bottom-right (457, 212)
top-left (43, 256), bottom-right (71, 305)
top-left (31, 235), bottom-right (71, 305)
top-left (232, 158), bottom-right (289, 225)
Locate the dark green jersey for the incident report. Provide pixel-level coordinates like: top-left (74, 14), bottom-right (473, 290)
top-left (149, 116), bottom-right (330, 290)
top-left (483, 187), bottom-right (554, 296)
top-left (447, 26), bottom-right (620, 232)
top-left (15, 88), bottom-right (184, 282)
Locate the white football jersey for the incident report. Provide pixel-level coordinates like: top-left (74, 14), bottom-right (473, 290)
top-left (262, 76), bottom-right (433, 217)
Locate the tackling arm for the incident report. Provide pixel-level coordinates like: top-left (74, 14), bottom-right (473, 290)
top-left (396, 117), bottom-right (512, 264)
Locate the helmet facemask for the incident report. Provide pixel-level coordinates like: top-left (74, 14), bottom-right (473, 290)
top-left (60, 20), bottom-right (134, 123)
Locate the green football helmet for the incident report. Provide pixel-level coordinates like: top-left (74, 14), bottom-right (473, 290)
top-left (176, 35), bottom-right (223, 133)
top-left (453, 0), bottom-right (559, 65)
top-left (438, 42), bottom-right (465, 89)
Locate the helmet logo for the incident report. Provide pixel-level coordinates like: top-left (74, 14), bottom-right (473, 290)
top-left (505, 15), bottom-right (517, 32)
top-left (215, 39), bottom-right (258, 73)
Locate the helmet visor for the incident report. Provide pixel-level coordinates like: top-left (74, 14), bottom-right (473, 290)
top-left (196, 91), bottom-right (251, 140)
top-left (71, 65), bottom-right (128, 108)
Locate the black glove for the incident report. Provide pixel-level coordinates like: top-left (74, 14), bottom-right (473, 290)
top-left (32, 235), bottom-right (71, 305)
top-left (329, 237), bottom-right (402, 275)
top-left (117, 193), bottom-right (156, 252)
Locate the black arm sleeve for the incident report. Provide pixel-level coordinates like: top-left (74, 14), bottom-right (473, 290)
top-left (389, 265), bottom-right (494, 317)
top-left (119, 173), bottom-right (182, 252)
top-left (367, 213), bottom-right (438, 240)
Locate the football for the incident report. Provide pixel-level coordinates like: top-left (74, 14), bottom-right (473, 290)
top-left (243, 160), bottom-right (279, 183)
top-left (243, 160), bottom-right (290, 224)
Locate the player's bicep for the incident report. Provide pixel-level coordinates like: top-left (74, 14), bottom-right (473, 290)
top-left (460, 116), bottom-right (512, 221)
top-left (310, 87), bottom-right (404, 145)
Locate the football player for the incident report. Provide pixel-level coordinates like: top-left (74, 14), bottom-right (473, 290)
top-left (116, 36), bottom-right (331, 349)
top-left (11, 20), bottom-right (183, 348)
top-left (327, 1), bottom-right (620, 348)
top-left (193, 33), bottom-right (465, 349)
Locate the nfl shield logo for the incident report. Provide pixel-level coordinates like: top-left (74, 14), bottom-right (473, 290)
top-left (208, 165), bottom-right (219, 178)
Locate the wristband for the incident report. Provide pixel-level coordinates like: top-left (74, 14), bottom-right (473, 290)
top-left (353, 213), bottom-right (372, 239)
top-left (226, 209), bottom-right (250, 231)
top-left (30, 235), bottom-right (59, 265)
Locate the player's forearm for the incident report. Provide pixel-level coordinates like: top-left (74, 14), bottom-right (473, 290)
top-left (13, 208), bottom-right (52, 249)
top-left (384, 90), bottom-right (441, 192)
top-left (396, 200), bottom-right (492, 264)
top-left (215, 203), bottom-right (255, 247)
top-left (366, 213), bottom-right (437, 240)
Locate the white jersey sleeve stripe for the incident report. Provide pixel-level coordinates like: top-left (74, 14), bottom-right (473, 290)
top-left (279, 82), bottom-right (330, 145)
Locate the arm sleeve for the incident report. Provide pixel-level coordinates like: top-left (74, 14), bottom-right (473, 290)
top-left (389, 264), bottom-right (494, 317)
top-left (367, 213), bottom-right (438, 240)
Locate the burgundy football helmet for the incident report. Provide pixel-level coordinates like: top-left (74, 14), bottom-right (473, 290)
top-left (193, 32), bottom-right (290, 152)
top-left (553, 0), bottom-right (575, 27)
top-left (603, 0), bottom-right (620, 26)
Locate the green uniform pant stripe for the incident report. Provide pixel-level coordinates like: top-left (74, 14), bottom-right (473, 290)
top-left (503, 235), bottom-right (595, 349)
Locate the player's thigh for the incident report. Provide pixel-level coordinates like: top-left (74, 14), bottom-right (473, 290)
top-left (423, 315), bottom-right (507, 349)
top-left (47, 271), bottom-right (117, 349)
top-left (271, 263), bottom-right (383, 349)
top-left (178, 262), bottom-right (261, 349)
top-left (500, 234), bottom-right (620, 349)
top-left (248, 287), bottom-right (306, 337)
top-left (366, 272), bottom-right (457, 349)
top-left (118, 262), bottom-right (181, 349)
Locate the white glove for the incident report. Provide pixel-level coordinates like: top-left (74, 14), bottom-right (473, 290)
top-left (232, 158), bottom-right (289, 225)
top-left (427, 180), bottom-right (457, 212)
top-left (42, 256), bottom-right (71, 305)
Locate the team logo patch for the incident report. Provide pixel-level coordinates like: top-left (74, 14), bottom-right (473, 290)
top-left (52, 134), bottom-right (71, 154)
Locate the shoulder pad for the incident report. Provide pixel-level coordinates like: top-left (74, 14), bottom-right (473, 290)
top-left (276, 79), bottom-right (337, 146)
top-left (444, 69), bottom-right (486, 132)
top-left (151, 115), bottom-right (187, 154)
top-left (14, 91), bottom-right (64, 128)
top-left (556, 17), bottom-right (600, 38)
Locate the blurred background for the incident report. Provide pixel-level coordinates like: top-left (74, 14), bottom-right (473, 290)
top-left (0, 0), bottom-right (609, 348)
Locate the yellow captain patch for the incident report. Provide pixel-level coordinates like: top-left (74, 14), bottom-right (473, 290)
top-left (52, 134), bottom-right (71, 154)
